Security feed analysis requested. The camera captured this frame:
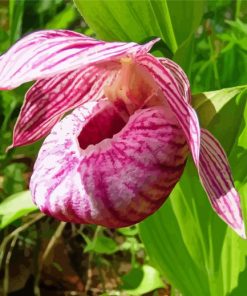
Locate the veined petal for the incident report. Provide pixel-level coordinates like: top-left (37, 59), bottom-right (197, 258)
top-left (136, 54), bottom-right (200, 166)
top-left (12, 65), bottom-right (118, 147)
top-left (0, 30), bottom-right (159, 89)
top-left (199, 129), bottom-right (245, 238)
top-left (158, 58), bottom-right (191, 103)
top-left (31, 101), bottom-right (188, 227)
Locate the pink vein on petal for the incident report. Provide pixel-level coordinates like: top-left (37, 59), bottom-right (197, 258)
top-left (136, 54), bottom-right (200, 166)
top-left (12, 65), bottom-right (118, 147)
top-left (199, 129), bottom-right (245, 238)
top-left (31, 100), bottom-right (188, 228)
top-left (0, 30), bottom-right (159, 89)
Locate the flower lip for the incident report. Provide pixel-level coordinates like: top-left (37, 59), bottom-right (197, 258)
top-left (31, 100), bottom-right (189, 228)
top-left (104, 57), bottom-right (164, 117)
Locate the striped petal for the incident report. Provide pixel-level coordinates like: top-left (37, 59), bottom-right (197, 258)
top-left (158, 58), bottom-right (191, 103)
top-left (11, 65), bottom-right (118, 147)
top-left (30, 101), bottom-right (188, 227)
top-left (0, 30), bottom-right (158, 89)
top-left (136, 54), bottom-right (200, 166)
top-left (199, 129), bottom-right (245, 238)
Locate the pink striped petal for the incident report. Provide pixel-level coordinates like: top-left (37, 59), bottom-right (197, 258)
top-left (158, 58), bottom-right (191, 103)
top-left (136, 54), bottom-right (200, 166)
top-left (199, 129), bottom-right (245, 238)
top-left (0, 30), bottom-right (159, 89)
top-left (11, 65), bottom-right (118, 147)
top-left (30, 101), bottom-right (188, 227)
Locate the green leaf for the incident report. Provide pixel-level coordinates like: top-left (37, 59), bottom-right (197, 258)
top-left (117, 225), bottom-right (138, 236)
top-left (121, 265), bottom-right (164, 295)
top-left (192, 86), bottom-right (246, 127)
top-left (74, 0), bottom-right (204, 74)
top-left (139, 87), bottom-right (247, 296)
top-left (9, 0), bottom-right (25, 44)
top-left (45, 4), bottom-right (78, 29)
top-left (75, 0), bottom-right (175, 51)
top-left (0, 191), bottom-right (37, 229)
top-left (83, 233), bottom-right (118, 254)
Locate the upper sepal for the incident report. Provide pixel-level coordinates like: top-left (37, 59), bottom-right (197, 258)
top-left (0, 30), bottom-right (159, 90)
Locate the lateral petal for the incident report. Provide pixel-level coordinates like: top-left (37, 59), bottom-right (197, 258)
top-left (12, 65), bottom-right (117, 147)
top-left (158, 58), bottom-right (191, 103)
top-left (0, 30), bottom-right (159, 89)
top-left (199, 129), bottom-right (245, 238)
top-left (136, 54), bottom-right (200, 166)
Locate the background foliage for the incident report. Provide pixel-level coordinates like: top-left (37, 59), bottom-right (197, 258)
top-left (0, 0), bottom-right (247, 295)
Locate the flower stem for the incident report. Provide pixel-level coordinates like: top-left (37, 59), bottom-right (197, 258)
top-left (235, 0), bottom-right (242, 20)
top-left (207, 35), bottom-right (221, 89)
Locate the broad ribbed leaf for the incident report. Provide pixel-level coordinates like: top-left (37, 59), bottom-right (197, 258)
top-left (192, 86), bottom-right (245, 127)
top-left (74, 0), bottom-right (204, 74)
top-left (139, 87), bottom-right (247, 296)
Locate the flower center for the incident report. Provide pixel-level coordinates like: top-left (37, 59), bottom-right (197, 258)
top-left (104, 57), bottom-right (163, 121)
top-left (78, 58), bottom-right (176, 150)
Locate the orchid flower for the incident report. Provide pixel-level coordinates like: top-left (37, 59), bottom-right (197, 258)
top-left (0, 30), bottom-right (245, 238)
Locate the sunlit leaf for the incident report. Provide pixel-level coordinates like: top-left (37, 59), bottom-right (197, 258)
top-left (192, 86), bottom-right (246, 127)
top-left (117, 226), bottom-right (139, 236)
top-left (0, 191), bottom-right (37, 229)
top-left (121, 265), bottom-right (164, 295)
top-left (74, 0), bottom-right (204, 74)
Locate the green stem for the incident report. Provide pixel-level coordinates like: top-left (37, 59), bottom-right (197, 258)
top-left (235, 0), bottom-right (242, 20)
top-left (85, 226), bottom-right (102, 292)
top-left (0, 213), bottom-right (45, 269)
top-left (34, 222), bottom-right (66, 296)
top-left (208, 35), bottom-right (221, 89)
top-left (3, 236), bottom-right (18, 296)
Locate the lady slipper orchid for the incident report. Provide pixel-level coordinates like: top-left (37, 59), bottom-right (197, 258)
top-left (0, 30), bottom-right (245, 237)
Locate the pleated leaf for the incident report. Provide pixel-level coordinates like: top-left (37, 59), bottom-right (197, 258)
top-left (74, 0), bottom-right (205, 74)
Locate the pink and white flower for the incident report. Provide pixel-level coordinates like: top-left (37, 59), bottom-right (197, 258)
top-left (0, 30), bottom-right (245, 237)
